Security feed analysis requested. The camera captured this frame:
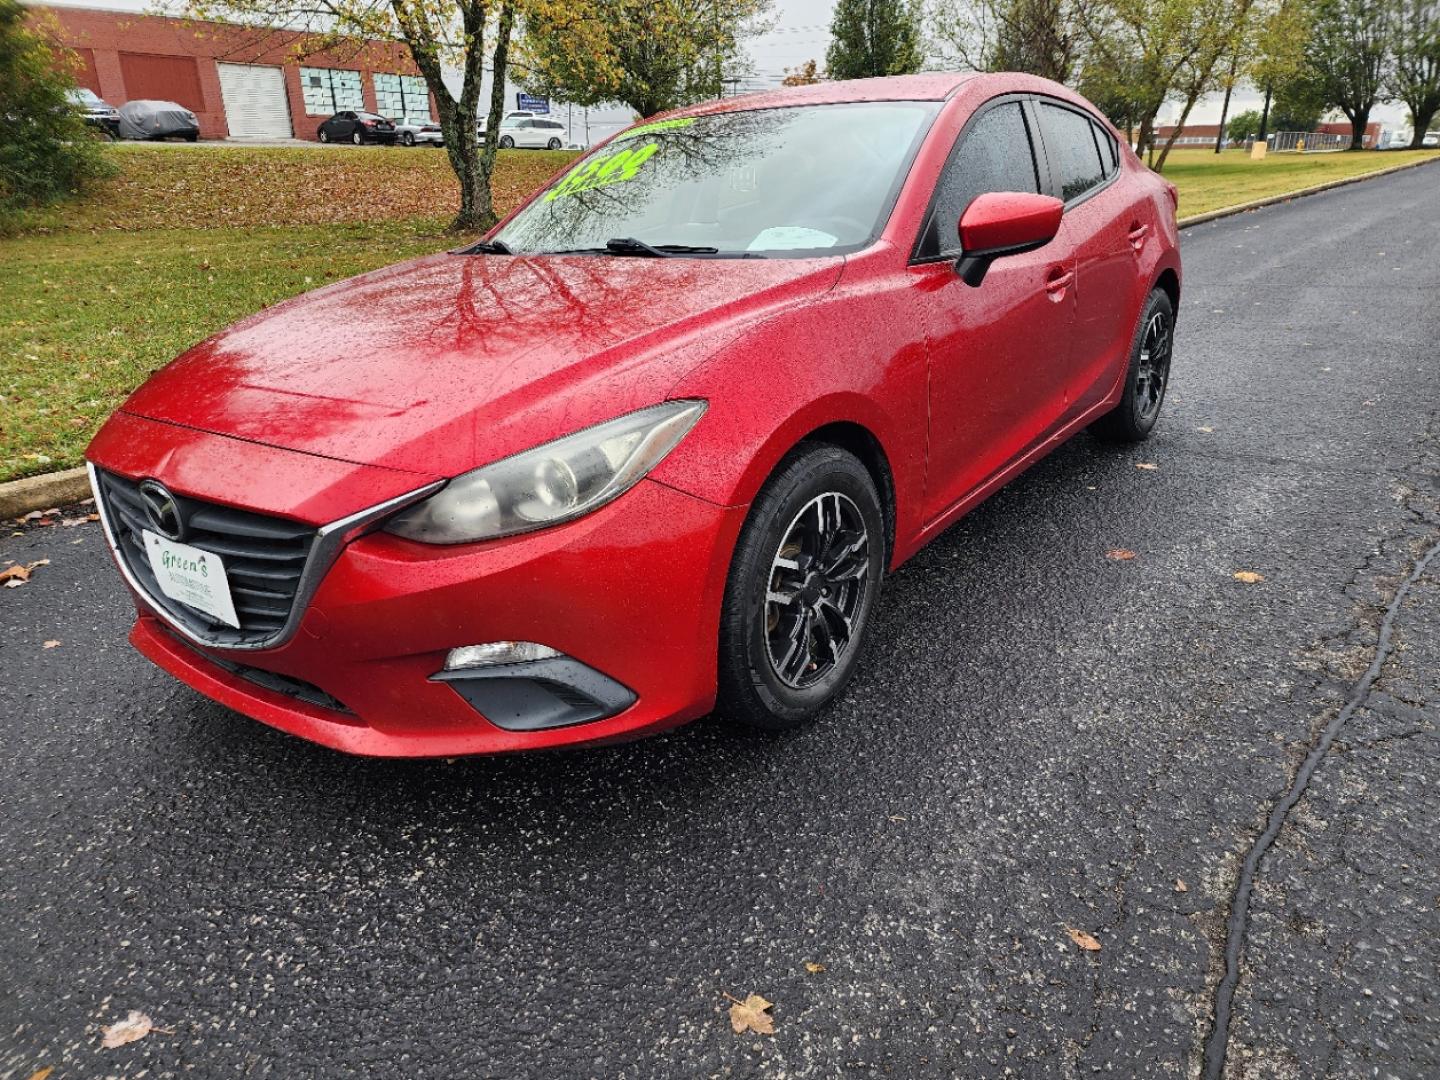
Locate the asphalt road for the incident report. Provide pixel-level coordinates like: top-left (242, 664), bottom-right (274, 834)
top-left (3, 163), bottom-right (1438, 1080)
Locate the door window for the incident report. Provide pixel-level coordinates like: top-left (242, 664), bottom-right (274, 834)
top-left (1040, 103), bottom-right (1107, 202)
top-left (919, 100), bottom-right (1039, 260)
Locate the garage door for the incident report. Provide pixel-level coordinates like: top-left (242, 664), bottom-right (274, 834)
top-left (217, 63), bottom-right (292, 139)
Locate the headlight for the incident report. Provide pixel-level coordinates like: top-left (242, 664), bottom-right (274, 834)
top-left (385, 400), bottom-right (707, 544)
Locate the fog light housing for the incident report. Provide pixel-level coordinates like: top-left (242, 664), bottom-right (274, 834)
top-left (445, 641), bottom-right (561, 671)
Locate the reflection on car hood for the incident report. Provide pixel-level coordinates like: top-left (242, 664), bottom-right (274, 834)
top-left (120, 251), bottom-right (842, 475)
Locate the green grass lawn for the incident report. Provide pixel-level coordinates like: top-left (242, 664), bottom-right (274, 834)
top-left (1167, 147), bottom-right (1439, 218)
top-left (2, 142), bottom-right (1437, 483)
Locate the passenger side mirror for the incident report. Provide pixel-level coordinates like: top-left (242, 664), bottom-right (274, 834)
top-left (955, 192), bottom-right (1064, 288)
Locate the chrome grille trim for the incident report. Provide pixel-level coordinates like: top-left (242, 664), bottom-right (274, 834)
top-left (89, 462), bottom-right (443, 652)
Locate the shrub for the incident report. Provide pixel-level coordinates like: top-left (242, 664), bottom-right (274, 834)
top-left (0, 0), bottom-right (113, 217)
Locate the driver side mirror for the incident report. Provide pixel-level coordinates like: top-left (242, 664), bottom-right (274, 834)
top-left (955, 192), bottom-right (1064, 288)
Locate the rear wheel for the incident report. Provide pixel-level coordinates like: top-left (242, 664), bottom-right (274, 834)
top-left (1092, 287), bottom-right (1175, 442)
top-left (402, 132), bottom-right (415, 146)
top-left (717, 444), bottom-right (885, 731)
top-left (499, 135), bottom-right (514, 149)
top-left (351, 131), bottom-right (363, 145)
top-left (547, 137), bottom-right (562, 149)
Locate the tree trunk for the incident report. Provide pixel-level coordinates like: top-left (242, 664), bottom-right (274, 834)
top-left (1257, 84), bottom-right (1273, 143)
top-left (1409, 102), bottom-right (1438, 148)
top-left (1154, 90), bottom-right (1204, 172)
top-left (1214, 82), bottom-right (1234, 153)
top-left (469, 1), bottom-right (516, 232)
top-left (1348, 105), bottom-right (1370, 150)
top-left (1138, 114), bottom-right (1156, 168)
top-left (1214, 52), bottom-right (1240, 153)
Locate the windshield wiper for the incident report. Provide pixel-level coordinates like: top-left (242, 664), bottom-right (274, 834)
top-left (463, 238), bottom-right (514, 255)
top-left (603, 237), bottom-right (720, 257)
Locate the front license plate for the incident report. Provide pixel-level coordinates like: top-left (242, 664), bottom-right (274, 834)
top-left (142, 528), bottom-right (241, 628)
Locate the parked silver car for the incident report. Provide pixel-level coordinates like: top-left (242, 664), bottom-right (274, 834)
top-left (393, 116), bottom-right (443, 147)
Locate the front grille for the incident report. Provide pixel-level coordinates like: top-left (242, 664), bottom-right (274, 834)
top-left (96, 469), bottom-right (317, 646)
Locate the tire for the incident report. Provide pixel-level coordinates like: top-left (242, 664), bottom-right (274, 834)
top-left (717, 444), bottom-right (885, 731)
top-left (1091, 287), bottom-right (1175, 442)
top-left (547, 137), bottom-right (562, 150)
top-left (499, 135), bottom-right (514, 149)
top-left (184, 132), bottom-right (198, 142)
top-left (402, 132), bottom-right (415, 146)
top-left (319, 128), bottom-right (329, 143)
top-left (351, 131), bottom-right (363, 146)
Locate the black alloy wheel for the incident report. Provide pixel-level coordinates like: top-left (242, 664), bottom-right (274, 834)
top-left (717, 444), bottom-right (885, 731)
top-left (1092, 287), bottom-right (1176, 442)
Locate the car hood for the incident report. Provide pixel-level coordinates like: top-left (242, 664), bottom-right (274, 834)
top-left (120, 251), bottom-right (842, 477)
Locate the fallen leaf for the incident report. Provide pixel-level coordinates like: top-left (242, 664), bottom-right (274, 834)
top-left (804, 962), bottom-right (826, 974)
top-left (28, 1068), bottom-right (54, 1080)
top-left (101, 1010), bottom-right (155, 1048)
top-left (1233, 571), bottom-right (1265, 584)
top-left (0, 565), bottom-right (30, 585)
top-left (727, 993), bottom-right (775, 1035)
top-left (43, 640), bottom-right (60, 649)
top-left (1106, 548), bottom-right (1137, 561)
top-left (1066, 927), bottom-right (1102, 952)
top-left (1175, 878), bottom-right (1189, 893)
top-left (1197, 426), bottom-right (1214, 433)
top-left (1135, 462), bottom-right (1159, 471)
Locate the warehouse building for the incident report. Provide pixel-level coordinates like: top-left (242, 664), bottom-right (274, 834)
top-left (32, 3), bottom-right (433, 140)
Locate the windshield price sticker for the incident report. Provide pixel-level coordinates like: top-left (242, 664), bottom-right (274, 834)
top-left (545, 142), bottom-right (661, 201)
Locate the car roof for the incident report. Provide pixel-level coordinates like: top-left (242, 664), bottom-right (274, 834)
top-left (642, 71), bottom-right (1088, 123)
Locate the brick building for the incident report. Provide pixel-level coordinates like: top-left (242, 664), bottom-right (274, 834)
top-left (1153, 119), bottom-right (1383, 149)
top-left (31, 3), bottom-right (433, 140)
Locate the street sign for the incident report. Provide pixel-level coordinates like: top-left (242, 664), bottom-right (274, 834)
top-left (516, 93), bottom-right (550, 115)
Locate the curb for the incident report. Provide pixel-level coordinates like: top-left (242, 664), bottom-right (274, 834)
top-left (0, 466), bottom-right (92, 520)
top-left (3, 153), bottom-right (1436, 520)
top-left (1177, 153), bottom-right (1440, 229)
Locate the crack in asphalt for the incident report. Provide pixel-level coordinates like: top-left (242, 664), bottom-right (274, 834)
top-left (1200, 528), bottom-right (1440, 1080)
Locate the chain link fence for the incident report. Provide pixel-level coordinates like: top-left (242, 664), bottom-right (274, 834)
top-left (1254, 130), bottom-right (1350, 153)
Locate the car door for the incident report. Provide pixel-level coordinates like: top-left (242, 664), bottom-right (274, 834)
top-left (335, 111), bottom-right (356, 139)
top-left (1033, 101), bottom-right (1146, 415)
top-left (911, 96), bottom-right (1081, 522)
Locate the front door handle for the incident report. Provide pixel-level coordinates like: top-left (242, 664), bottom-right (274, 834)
top-left (1128, 223), bottom-right (1149, 251)
top-left (1045, 266), bottom-right (1074, 300)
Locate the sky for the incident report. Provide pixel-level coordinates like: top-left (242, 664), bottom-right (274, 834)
top-left (41, 0), bottom-right (1410, 130)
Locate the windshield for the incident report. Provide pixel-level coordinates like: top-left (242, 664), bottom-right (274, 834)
top-left (69, 88), bottom-right (101, 104)
top-left (493, 101), bottom-right (939, 258)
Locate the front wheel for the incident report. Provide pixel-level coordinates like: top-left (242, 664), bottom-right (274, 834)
top-left (318, 128), bottom-right (329, 143)
top-left (717, 444), bottom-right (885, 731)
top-left (402, 132), bottom-right (415, 146)
top-left (1092, 287), bottom-right (1175, 442)
top-left (351, 131), bottom-right (363, 146)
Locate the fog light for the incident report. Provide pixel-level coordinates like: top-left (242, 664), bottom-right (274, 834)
top-left (444, 641), bottom-right (561, 671)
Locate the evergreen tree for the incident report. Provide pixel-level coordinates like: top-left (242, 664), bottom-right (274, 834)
top-left (825, 0), bottom-right (925, 80)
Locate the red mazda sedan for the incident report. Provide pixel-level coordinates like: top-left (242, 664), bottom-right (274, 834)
top-left (87, 72), bottom-right (1180, 756)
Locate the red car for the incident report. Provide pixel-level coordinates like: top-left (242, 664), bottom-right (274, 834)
top-left (87, 73), bottom-right (1180, 757)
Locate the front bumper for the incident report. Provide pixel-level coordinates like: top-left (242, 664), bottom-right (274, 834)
top-left (92, 418), bottom-right (744, 755)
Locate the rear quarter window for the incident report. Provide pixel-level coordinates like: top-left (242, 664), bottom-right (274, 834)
top-left (1040, 103), bottom-right (1107, 202)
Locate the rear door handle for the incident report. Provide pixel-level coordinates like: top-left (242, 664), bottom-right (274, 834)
top-left (1045, 267), bottom-right (1074, 299)
top-left (1128, 223), bottom-right (1149, 251)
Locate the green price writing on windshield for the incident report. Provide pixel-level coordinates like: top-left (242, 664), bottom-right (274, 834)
top-left (545, 142), bottom-right (661, 201)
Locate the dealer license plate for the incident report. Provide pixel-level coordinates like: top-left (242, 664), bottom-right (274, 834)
top-left (142, 528), bottom-right (241, 628)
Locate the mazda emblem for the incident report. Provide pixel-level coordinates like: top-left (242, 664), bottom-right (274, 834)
top-left (138, 479), bottom-right (186, 541)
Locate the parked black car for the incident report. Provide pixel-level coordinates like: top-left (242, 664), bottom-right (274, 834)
top-left (67, 87), bottom-right (121, 139)
top-left (117, 99), bottom-right (199, 141)
top-left (317, 111), bottom-right (397, 145)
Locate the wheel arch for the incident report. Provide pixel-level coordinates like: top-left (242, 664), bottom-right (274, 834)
top-left (794, 421), bottom-right (897, 565)
top-left (1154, 266), bottom-right (1180, 311)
